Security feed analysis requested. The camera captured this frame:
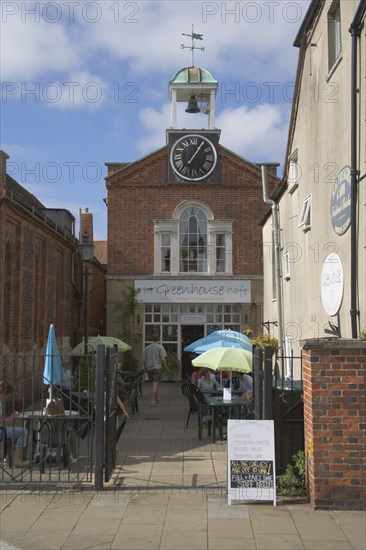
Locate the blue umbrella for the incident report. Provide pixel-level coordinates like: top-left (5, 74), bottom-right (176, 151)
top-left (184, 329), bottom-right (253, 354)
top-left (43, 324), bottom-right (66, 399)
top-left (212, 330), bottom-right (253, 346)
top-left (191, 338), bottom-right (251, 355)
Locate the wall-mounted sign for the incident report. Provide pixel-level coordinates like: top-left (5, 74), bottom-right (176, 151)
top-left (330, 166), bottom-right (351, 235)
top-left (321, 253), bottom-right (344, 316)
top-left (180, 314), bottom-right (207, 324)
top-left (135, 280), bottom-right (251, 303)
top-left (227, 420), bottom-right (276, 506)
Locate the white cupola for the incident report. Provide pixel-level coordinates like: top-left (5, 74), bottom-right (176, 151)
top-left (169, 66), bottom-right (218, 130)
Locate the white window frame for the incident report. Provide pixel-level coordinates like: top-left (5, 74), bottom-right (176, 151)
top-left (285, 335), bottom-right (293, 380)
top-left (298, 194), bottom-right (311, 231)
top-left (283, 247), bottom-right (291, 281)
top-left (327, 0), bottom-right (342, 75)
top-left (153, 220), bottom-right (177, 275)
top-left (215, 233), bottom-right (226, 273)
top-left (179, 206), bottom-right (208, 274)
top-left (153, 201), bottom-right (233, 276)
top-left (209, 219), bottom-right (233, 276)
top-left (288, 149), bottom-right (299, 192)
top-left (160, 232), bottom-right (171, 273)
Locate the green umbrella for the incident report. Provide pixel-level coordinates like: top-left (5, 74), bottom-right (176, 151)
top-left (71, 335), bottom-right (131, 355)
top-left (192, 346), bottom-right (252, 373)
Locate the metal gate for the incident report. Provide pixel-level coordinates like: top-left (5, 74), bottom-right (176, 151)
top-left (252, 347), bottom-right (304, 475)
top-left (0, 349), bottom-right (124, 488)
top-left (0, 352), bottom-right (95, 486)
top-left (94, 345), bottom-right (120, 488)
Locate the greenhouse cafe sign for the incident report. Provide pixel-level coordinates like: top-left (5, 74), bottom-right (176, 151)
top-left (135, 280), bottom-right (251, 303)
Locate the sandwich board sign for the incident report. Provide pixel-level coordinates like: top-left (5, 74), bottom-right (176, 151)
top-left (227, 420), bottom-right (276, 505)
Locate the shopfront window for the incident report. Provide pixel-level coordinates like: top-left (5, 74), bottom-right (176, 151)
top-left (144, 304), bottom-right (241, 358)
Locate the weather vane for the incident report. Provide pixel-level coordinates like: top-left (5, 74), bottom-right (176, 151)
top-left (181, 25), bottom-right (205, 67)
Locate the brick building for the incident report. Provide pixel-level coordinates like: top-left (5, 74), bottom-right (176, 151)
top-left (105, 66), bottom-right (279, 375)
top-left (0, 151), bottom-right (106, 361)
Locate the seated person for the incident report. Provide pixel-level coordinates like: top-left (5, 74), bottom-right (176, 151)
top-left (191, 368), bottom-right (202, 385)
top-left (198, 369), bottom-right (217, 393)
top-left (0, 379), bottom-right (28, 467)
top-left (241, 373), bottom-right (253, 393)
top-left (225, 372), bottom-right (253, 393)
top-left (116, 395), bottom-right (129, 418)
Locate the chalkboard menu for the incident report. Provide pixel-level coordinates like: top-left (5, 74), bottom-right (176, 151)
top-left (227, 420), bottom-right (276, 505)
top-left (230, 460), bottom-right (274, 489)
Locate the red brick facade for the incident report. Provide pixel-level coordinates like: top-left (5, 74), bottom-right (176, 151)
top-left (106, 145), bottom-right (278, 277)
top-left (0, 152), bottom-right (106, 357)
top-left (302, 339), bottom-right (366, 510)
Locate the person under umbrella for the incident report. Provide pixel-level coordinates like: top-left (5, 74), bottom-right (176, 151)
top-left (0, 380), bottom-right (28, 468)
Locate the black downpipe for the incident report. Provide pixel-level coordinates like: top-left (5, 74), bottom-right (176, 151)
top-left (349, 26), bottom-right (358, 338)
top-left (348, 2), bottom-right (366, 337)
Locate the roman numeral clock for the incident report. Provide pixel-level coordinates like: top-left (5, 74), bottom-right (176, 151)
top-left (167, 130), bottom-right (220, 183)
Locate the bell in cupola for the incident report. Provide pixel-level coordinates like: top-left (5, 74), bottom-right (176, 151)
top-left (185, 96), bottom-right (200, 114)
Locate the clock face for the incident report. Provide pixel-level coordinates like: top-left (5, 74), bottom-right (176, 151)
top-left (170, 134), bottom-right (217, 181)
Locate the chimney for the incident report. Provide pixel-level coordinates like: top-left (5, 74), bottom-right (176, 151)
top-left (258, 162), bottom-right (280, 178)
top-left (0, 150), bottom-right (9, 193)
top-left (80, 208), bottom-right (94, 243)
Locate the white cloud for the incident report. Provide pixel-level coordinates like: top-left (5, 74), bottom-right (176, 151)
top-left (1, 15), bottom-right (79, 80)
top-left (138, 101), bottom-right (288, 168)
top-left (1, 1), bottom-right (310, 90)
top-left (217, 103), bottom-right (288, 165)
top-left (137, 103), bottom-right (170, 153)
top-left (81, 1), bottom-right (310, 80)
top-left (43, 71), bottom-right (108, 110)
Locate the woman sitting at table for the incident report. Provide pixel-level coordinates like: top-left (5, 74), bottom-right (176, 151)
top-left (198, 369), bottom-right (217, 393)
top-left (0, 379), bottom-right (28, 468)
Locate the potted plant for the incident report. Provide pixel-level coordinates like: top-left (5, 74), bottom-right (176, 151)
top-left (163, 352), bottom-right (181, 381)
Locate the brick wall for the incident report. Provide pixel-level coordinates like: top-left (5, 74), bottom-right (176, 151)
top-left (106, 145), bottom-right (278, 277)
top-left (302, 338), bottom-right (366, 510)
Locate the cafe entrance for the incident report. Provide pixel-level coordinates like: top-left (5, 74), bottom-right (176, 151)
top-left (181, 324), bottom-right (204, 380)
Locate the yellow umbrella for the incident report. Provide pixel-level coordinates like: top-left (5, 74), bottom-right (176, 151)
top-left (192, 346), bottom-right (252, 373)
top-left (71, 335), bottom-right (131, 355)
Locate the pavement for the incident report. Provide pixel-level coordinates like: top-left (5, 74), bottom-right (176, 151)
top-left (0, 382), bottom-right (365, 550)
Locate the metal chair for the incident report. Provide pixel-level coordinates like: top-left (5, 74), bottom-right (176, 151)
top-left (181, 383), bottom-right (198, 428)
top-left (191, 386), bottom-right (214, 440)
top-left (32, 417), bottom-right (75, 473)
top-left (118, 371), bottom-right (144, 414)
top-left (0, 426), bottom-right (17, 480)
top-left (192, 386), bottom-right (223, 441)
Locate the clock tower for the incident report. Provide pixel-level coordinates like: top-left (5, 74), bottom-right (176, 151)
top-left (167, 66), bottom-right (221, 184)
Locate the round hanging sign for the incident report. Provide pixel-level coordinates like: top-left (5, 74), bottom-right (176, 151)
top-left (330, 166), bottom-right (351, 235)
top-left (321, 253), bottom-right (344, 316)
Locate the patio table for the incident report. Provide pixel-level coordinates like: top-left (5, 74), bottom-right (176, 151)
top-left (203, 394), bottom-right (252, 443)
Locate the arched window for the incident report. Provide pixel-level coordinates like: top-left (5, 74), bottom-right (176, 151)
top-left (179, 207), bottom-right (207, 272)
top-left (153, 200), bottom-right (233, 276)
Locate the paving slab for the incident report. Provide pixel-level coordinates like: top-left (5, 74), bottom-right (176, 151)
top-left (1, 383), bottom-right (365, 550)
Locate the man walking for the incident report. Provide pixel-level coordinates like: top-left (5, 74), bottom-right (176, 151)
top-left (143, 334), bottom-right (167, 406)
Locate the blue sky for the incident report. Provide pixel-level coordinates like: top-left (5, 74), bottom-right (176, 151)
top-left (1, 0), bottom-right (311, 240)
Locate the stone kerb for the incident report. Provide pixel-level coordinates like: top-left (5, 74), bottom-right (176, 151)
top-left (301, 338), bottom-right (366, 510)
